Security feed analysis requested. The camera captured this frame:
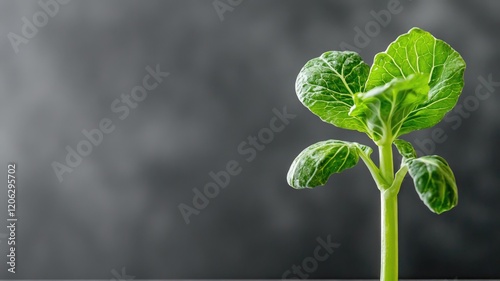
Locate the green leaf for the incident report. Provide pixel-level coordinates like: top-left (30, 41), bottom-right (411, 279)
top-left (393, 140), bottom-right (458, 214)
top-left (365, 27), bottom-right (466, 136)
top-left (349, 74), bottom-right (430, 143)
top-left (394, 139), bottom-right (417, 159)
top-left (406, 155), bottom-right (458, 214)
top-left (287, 140), bottom-right (372, 189)
top-left (295, 51), bottom-right (370, 132)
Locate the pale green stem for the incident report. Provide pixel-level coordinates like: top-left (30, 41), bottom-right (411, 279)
top-left (358, 149), bottom-right (387, 189)
top-left (378, 143), bottom-right (397, 281)
top-left (379, 143), bottom-right (394, 184)
top-left (362, 143), bottom-right (409, 281)
top-left (380, 188), bottom-right (398, 281)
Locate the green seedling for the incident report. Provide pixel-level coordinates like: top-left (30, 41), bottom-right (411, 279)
top-left (287, 28), bottom-right (465, 281)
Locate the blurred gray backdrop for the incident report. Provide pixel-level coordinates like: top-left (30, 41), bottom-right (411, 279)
top-left (0, 0), bottom-right (499, 279)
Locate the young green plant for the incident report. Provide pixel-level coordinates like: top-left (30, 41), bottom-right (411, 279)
top-left (287, 28), bottom-right (465, 281)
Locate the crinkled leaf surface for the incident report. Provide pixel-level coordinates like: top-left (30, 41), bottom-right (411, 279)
top-left (365, 27), bottom-right (466, 136)
top-left (394, 139), bottom-right (417, 159)
top-left (406, 155), bottom-right (458, 214)
top-left (295, 51), bottom-right (369, 132)
top-left (349, 74), bottom-right (429, 143)
top-left (287, 140), bottom-right (372, 189)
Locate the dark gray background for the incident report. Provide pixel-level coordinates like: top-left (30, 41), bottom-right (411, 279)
top-left (0, 0), bottom-right (499, 279)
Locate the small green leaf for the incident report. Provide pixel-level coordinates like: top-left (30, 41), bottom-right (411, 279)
top-left (394, 139), bottom-right (417, 159)
top-left (406, 155), bottom-right (458, 214)
top-left (349, 74), bottom-right (429, 143)
top-left (365, 27), bottom-right (466, 136)
top-left (295, 51), bottom-right (370, 132)
top-left (287, 140), bottom-right (372, 189)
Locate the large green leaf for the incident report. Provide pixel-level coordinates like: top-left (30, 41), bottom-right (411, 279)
top-left (349, 74), bottom-right (429, 144)
top-left (287, 140), bottom-right (372, 189)
top-left (365, 27), bottom-right (466, 136)
top-left (295, 51), bottom-right (369, 132)
top-left (406, 155), bottom-right (458, 214)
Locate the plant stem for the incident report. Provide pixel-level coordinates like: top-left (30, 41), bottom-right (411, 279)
top-left (380, 189), bottom-right (398, 281)
top-left (358, 147), bottom-right (386, 189)
top-left (378, 143), bottom-right (397, 281)
top-left (379, 143), bottom-right (394, 183)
